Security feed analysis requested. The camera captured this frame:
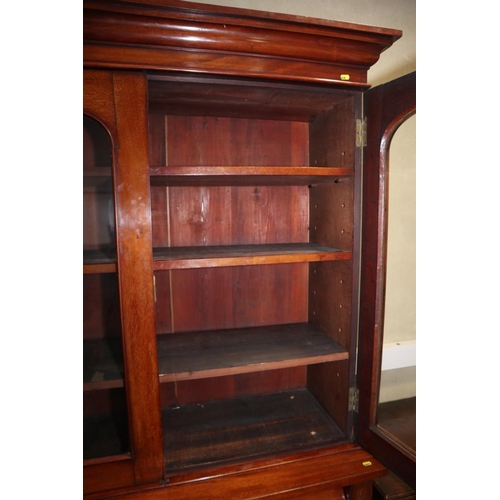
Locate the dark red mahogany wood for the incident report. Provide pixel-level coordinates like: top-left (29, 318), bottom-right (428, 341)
top-left (84, 70), bottom-right (165, 494)
top-left (85, 444), bottom-right (385, 500)
top-left (83, 2), bottom-right (404, 498)
top-left (83, 0), bottom-right (401, 86)
top-left (357, 71), bottom-right (416, 489)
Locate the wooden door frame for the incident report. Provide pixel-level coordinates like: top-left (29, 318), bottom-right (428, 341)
top-left (83, 69), bottom-right (164, 495)
top-left (357, 71), bottom-right (416, 489)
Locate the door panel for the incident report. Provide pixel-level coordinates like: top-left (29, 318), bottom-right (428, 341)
top-left (357, 71), bottom-right (416, 489)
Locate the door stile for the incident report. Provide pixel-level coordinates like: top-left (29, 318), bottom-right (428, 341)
top-left (112, 71), bottom-right (164, 485)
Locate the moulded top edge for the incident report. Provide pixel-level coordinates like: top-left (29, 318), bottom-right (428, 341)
top-left (83, 1), bottom-right (402, 72)
top-left (87, 0), bottom-right (402, 42)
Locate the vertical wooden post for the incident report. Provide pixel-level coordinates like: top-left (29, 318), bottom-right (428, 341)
top-left (113, 71), bottom-right (164, 484)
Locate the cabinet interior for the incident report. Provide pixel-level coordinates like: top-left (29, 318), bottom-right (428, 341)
top-left (83, 74), bottom-right (360, 471)
top-left (147, 76), bottom-right (359, 473)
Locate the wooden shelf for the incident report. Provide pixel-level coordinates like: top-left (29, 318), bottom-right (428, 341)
top-left (83, 249), bottom-right (117, 274)
top-left (84, 339), bottom-right (124, 391)
top-left (163, 388), bottom-right (346, 472)
top-left (157, 323), bottom-right (348, 382)
top-left (153, 243), bottom-right (351, 270)
top-left (150, 166), bottom-right (353, 186)
top-left (83, 168), bottom-right (112, 188)
top-left (83, 244), bottom-right (350, 273)
top-left (84, 324), bottom-right (347, 390)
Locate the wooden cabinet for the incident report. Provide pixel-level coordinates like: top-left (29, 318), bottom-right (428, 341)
top-left (83, 1), bottom-right (414, 498)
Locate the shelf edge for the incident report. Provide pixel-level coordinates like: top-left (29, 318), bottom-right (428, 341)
top-left (159, 352), bottom-right (349, 383)
top-left (153, 250), bottom-right (352, 270)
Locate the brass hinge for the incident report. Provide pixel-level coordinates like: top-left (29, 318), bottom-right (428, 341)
top-left (153, 275), bottom-right (157, 303)
top-left (349, 387), bottom-right (359, 412)
top-left (356, 118), bottom-right (367, 148)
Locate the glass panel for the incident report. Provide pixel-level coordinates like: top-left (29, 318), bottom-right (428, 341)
top-left (376, 115), bottom-right (416, 455)
top-left (83, 116), bottom-right (129, 460)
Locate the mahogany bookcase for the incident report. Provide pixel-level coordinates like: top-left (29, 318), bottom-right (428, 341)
top-left (83, 1), bottom-right (415, 498)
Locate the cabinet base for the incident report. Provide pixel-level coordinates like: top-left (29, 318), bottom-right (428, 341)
top-left (84, 444), bottom-right (386, 499)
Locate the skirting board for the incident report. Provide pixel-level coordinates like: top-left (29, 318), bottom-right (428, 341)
top-left (381, 340), bottom-right (416, 371)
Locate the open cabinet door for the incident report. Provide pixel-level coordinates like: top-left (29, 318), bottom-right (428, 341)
top-left (357, 71), bottom-right (416, 489)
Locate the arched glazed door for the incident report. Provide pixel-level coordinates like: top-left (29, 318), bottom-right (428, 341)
top-left (357, 71), bottom-right (416, 489)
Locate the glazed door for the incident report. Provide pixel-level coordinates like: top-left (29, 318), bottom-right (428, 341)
top-left (357, 71), bottom-right (416, 489)
top-left (83, 70), bottom-right (164, 495)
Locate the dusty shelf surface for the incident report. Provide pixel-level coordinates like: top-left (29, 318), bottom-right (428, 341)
top-left (157, 322), bottom-right (348, 382)
top-left (163, 388), bottom-right (346, 471)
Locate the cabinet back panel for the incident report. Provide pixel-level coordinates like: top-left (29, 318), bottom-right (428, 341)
top-left (166, 264), bottom-right (308, 333)
top-left (148, 113), bottom-right (166, 166)
top-left (166, 185), bottom-right (308, 247)
top-left (153, 270), bottom-right (173, 334)
top-left (163, 116), bottom-right (308, 167)
top-left (150, 184), bottom-right (170, 249)
top-left (150, 112), bottom-right (311, 248)
top-left (160, 367), bottom-right (306, 408)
